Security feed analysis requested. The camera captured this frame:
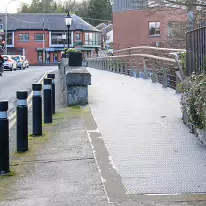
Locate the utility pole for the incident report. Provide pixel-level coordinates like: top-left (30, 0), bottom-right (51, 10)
top-left (5, 0), bottom-right (16, 55)
top-left (43, 21), bottom-right (45, 64)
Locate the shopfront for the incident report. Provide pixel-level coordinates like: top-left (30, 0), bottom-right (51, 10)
top-left (36, 48), bottom-right (63, 64)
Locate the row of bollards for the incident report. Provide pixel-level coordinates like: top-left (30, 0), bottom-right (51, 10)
top-left (0, 73), bottom-right (56, 175)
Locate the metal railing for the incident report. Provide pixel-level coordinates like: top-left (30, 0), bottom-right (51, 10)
top-left (186, 26), bottom-right (206, 75)
top-left (87, 54), bottom-right (181, 92)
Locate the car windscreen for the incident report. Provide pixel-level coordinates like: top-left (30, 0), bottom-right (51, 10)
top-left (3, 56), bottom-right (8, 61)
top-left (14, 56), bottom-right (20, 61)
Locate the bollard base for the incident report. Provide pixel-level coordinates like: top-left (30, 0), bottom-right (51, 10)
top-left (17, 106), bottom-right (28, 153)
top-left (0, 171), bottom-right (10, 175)
top-left (0, 119), bottom-right (10, 174)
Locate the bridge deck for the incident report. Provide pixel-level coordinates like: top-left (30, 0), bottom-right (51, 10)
top-left (87, 67), bottom-right (206, 195)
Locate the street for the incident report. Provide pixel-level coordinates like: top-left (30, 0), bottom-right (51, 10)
top-left (0, 66), bottom-right (57, 115)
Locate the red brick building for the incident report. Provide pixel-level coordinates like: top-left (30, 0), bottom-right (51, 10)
top-left (0, 13), bottom-right (101, 65)
top-left (112, 0), bottom-right (188, 50)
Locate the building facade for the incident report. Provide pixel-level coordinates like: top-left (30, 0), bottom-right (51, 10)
top-left (112, 0), bottom-right (188, 50)
top-left (96, 23), bottom-right (113, 50)
top-left (0, 13), bottom-right (101, 65)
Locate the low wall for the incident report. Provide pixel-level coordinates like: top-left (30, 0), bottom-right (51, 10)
top-left (59, 58), bottom-right (91, 106)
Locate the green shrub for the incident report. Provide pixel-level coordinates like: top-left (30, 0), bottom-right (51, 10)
top-left (64, 48), bottom-right (81, 53)
top-left (180, 52), bottom-right (186, 69)
top-left (181, 73), bottom-right (206, 129)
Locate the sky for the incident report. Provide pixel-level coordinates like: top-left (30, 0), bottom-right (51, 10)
top-left (1, 0), bottom-right (83, 13)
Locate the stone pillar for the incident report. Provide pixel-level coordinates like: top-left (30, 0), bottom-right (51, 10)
top-left (130, 58), bottom-right (133, 77)
top-left (120, 59), bottom-right (123, 74)
top-left (143, 59), bottom-right (148, 79)
top-left (124, 59), bottom-right (128, 75)
top-left (162, 67), bottom-right (168, 88)
top-left (151, 60), bottom-right (157, 83)
top-left (66, 67), bottom-right (91, 106)
top-left (136, 60), bottom-right (140, 78)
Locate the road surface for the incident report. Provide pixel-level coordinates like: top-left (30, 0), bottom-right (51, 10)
top-left (0, 66), bottom-right (57, 115)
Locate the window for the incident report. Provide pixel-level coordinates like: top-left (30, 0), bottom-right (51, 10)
top-left (76, 33), bottom-right (81, 41)
top-left (51, 32), bottom-right (71, 45)
top-left (7, 32), bottom-right (13, 45)
top-left (85, 33), bottom-right (100, 45)
top-left (19, 33), bottom-right (29, 41)
top-left (35, 33), bottom-right (44, 41)
top-left (37, 51), bottom-right (43, 63)
top-left (149, 22), bottom-right (160, 36)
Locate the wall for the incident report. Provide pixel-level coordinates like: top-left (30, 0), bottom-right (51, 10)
top-left (14, 30), bottom-right (50, 65)
top-left (113, 8), bottom-right (187, 50)
top-left (106, 30), bottom-right (113, 44)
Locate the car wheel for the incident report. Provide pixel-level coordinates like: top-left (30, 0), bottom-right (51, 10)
top-left (10, 65), bottom-right (13, 71)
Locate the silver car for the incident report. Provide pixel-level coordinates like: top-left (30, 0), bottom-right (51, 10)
top-left (2, 55), bottom-right (17, 71)
top-left (21, 56), bottom-right (29, 68)
top-left (12, 55), bottom-right (26, 70)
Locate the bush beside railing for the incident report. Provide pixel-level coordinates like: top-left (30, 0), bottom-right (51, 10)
top-left (180, 73), bottom-right (206, 145)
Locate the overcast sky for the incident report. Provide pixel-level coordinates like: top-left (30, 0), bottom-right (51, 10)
top-left (1, 0), bottom-right (83, 13)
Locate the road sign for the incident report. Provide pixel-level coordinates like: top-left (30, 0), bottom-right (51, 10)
top-left (0, 24), bottom-right (3, 34)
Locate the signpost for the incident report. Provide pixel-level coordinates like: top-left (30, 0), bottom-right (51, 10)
top-left (0, 24), bottom-right (4, 35)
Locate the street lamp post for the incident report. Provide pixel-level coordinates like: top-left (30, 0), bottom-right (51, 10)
top-left (62, 32), bottom-right (66, 48)
top-left (65, 11), bottom-right (72, 49)
top-left (62, 32), bottom-right (66, 58)
top-left (5, 0), bottom-right (16, 55)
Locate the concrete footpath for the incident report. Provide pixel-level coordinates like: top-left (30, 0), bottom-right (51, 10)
top-left (0, 70), bottom-right (108, 206)
top-left (1, 68), bottom-right (206, 206)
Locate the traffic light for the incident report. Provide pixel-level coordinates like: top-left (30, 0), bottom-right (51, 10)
top-left (1, 40), bottom-right (5, 50)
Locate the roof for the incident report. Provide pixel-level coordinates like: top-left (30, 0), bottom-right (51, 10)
top-left (102, 24), bottom-right (113, 34)
top-left (0, 13), bottom-right (100, 32)
top-left (96, 23), bottom-right (106, 30)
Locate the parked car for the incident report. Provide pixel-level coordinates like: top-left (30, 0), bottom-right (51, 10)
top-left (12, 55), bottom-right (26, 70)
top-left (2, 55), bottom-right (17, 71)
top-left (21, 56), bottom-right (29, 68)
top-left (107, 49), bottom-right (114, 56)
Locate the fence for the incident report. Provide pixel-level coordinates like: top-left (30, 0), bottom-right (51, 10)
top-left (186, 26), bottom-right (206, 75)
top-left (87, 54), bottom-right (181, 92)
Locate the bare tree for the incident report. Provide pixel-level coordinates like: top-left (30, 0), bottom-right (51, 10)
top-left (149, 0), bottom-right (206, 26)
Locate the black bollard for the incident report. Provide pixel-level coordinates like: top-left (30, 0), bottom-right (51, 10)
top-left (58, 61), bottom-right (60, 69)
top-left (17, 91), bottom-right (28, 152)
top-left (0, 101), bottom-right (10, 174)
top-left (44, 78), bottom-right (52, 124)
top-left (32, 84), bottom-right (42, 136)
top-left (47, 73), bottom-right (55, 114)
